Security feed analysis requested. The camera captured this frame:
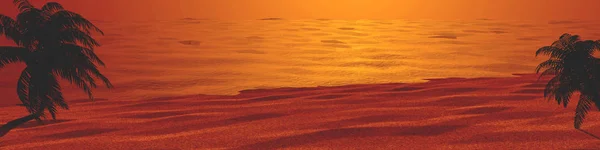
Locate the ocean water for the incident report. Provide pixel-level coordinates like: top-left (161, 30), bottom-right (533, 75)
top-left (1, 19), bottom-right (599, 105)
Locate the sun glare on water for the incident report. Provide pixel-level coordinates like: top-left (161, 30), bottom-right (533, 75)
top-left (48, 18), bottom-right (597, 101)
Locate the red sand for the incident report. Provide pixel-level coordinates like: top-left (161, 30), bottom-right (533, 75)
top-left (2, 74), bottom-right (600, 149)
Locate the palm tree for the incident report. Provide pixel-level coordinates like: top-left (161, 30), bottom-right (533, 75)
top-left (0, 0), bottom-right (112, 136)
top-left (536, 33), bottom-right (600, 129)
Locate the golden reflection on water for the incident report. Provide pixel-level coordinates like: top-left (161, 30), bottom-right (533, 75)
top-left (2, 19), bottom-right (600, 102)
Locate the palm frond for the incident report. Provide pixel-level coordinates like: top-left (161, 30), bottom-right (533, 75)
top-left (73, 59), bottom-right (112, 89)
top-left (61, 44), bottom-right (105, 66)
top-left (13, 0), bottom-right (34, 13)
top-left (45, 74), bottom-right (68, 119)
top-left (82, 63), bottom-right (113, 89)
top-left (52, 67), bottom-right (94, 99)
top-left (58, 29), bottom-right (101, 49)
top-left (27, 69), bottom-right (46, 120)
top-left (591, 94), bottom-right (600, 111)
top-left (16, 68), bottom-right (32, 113)
top-left (559, 33), bottom-right (572, 39)
top-left (0, 46), bottom-right (28, 68)
top-left (568, 35), bottom-right (581, 44)
top-left (543, 76), bottom-right (560, 99)
top-left (59, 44), bottom-right (112, 88)
top-left (552, 39), bottom-right (567, 50)
top-left (536, 59), bottom-right (562, 73)
top-left (535, 47), bottom-right (570, 60)
top-left (50, 44), bottom-right (112, 99)
top-left (50, 10), bottom-right (103, 35)
top-left (15, 8), bottom-right (47, 50)
top-left (575, 95), bottom-right (593, 129)
top-left (27, 70), bottom-right (66, 120)
top-left (537, 68), bottom-right (559, 81)
top-left (592, 40), bottom-right (600, 50)
top-left (41, 2), bottom-right (64, 15)
top-left (535, 46), bottom-right (564, 57)
top-left (544, 75), bottom-right (575, 108)
top-left (49, 76), bottom-right (68, 110)
top-left (575, 40), bottom-right (600, 55)
top-left (556, 85), bottom-right (574, 107)
top-left (552, 33), bottom-right (578, 52)
top-left (0, 14), bottom-right (21, 43)
top-left (15, 7), bottom-right (45, 25)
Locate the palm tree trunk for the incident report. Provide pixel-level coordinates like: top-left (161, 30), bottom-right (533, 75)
top-left (0, 106), bottom-right (44, 137)
top-left (0, 113), bottom-right (39, 137)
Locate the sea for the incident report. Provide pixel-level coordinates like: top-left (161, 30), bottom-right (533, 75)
top-left (1, 18), bottom-right (599, 106)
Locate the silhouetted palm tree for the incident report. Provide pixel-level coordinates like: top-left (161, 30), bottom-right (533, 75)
top-left (536, 33), bottom-right (600, 129)
top-left (0, 0), bottom-right (111, 136)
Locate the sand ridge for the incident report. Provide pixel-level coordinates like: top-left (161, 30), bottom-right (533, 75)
top-left (1, 74), bottom-right (600, 149)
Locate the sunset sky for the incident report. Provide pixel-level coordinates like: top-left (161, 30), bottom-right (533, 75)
top-left (0, 0), bottom-right (599, 21)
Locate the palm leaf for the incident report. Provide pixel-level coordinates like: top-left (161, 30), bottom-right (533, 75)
top-left (27, 69), bottom-right (46, 120)
top-left (0, 14), bottom-right (21, 43)
top-left (535, 59), bottom-right (562, 73)
top-left (82, 63), bottom-right (113, 89)
top-left (27, 69), bottom-right (64, 120)
top-left (48, 74), bottom-right (68, 110)
top-left (552, 33), bottom-right (578, 52)
top-left (52, 65), bottom-right (95, 99)
top-left (57, 29), bottom-right (101, 49)
top-left (559, 33), bottom-right (572, 39)
top-left (544, 75), bottom-right (575, 107)
top-left (58, 44), bottom-right (113, 88)
top-left (556, 85), bottom-right (574, 107)
top-left (13, 0), bottom-right (34, 13)
top-left (0, 46), bottom-right (28, 68)
top-left (574, 95), bottom-right (593, 129)
top-left (535, 46), bottom-right (564, 58)
top-left (61, 44), bottom-right (105, 66)
top-left (45, 74), bottom-right (67, 119)
top-left (41, 2), bottom-right (64, 15)
top-left (575, 40), bottom-right (600, 55)
top-left (15, 7), bottom-right (45, 25)
top-left (591, 94), bottom-right (600, 111)
top-left (15, 8), bottom-right (47, 49)
top-left (73, 59), bottom-right (112, 89)
top-left (568, 35), bottom-right (581, 44)
top-left (50, 10), bottom-right (103, 35)
top-left (16, 68), bottom-right (32, 113)
top-left (537, 68), bottom-right (559, 81)
top-left (50, 44), bottom-right (112, 99)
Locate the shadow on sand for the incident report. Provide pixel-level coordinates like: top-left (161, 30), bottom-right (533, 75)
top-left (578, 129), bottom-right (600, 140)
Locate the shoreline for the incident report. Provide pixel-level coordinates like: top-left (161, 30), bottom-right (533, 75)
top-left (9, 72), bottom-right (600, 150)
top-left (4, 73), bottom-right (552, 112)
top-left (0, 72), bottom-right (541, 108)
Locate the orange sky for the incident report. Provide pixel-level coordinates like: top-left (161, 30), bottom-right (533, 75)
top-left (0, 0), bottom-right (599, 21)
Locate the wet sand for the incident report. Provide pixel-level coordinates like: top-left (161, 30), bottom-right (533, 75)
top-left (1, 74), bottom-right (600, 149)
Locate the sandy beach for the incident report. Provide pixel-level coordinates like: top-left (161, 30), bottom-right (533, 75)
top-left (1, 73), bottom-right (599, 149)
top-left (4, 0), bottom-right (600, 149)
